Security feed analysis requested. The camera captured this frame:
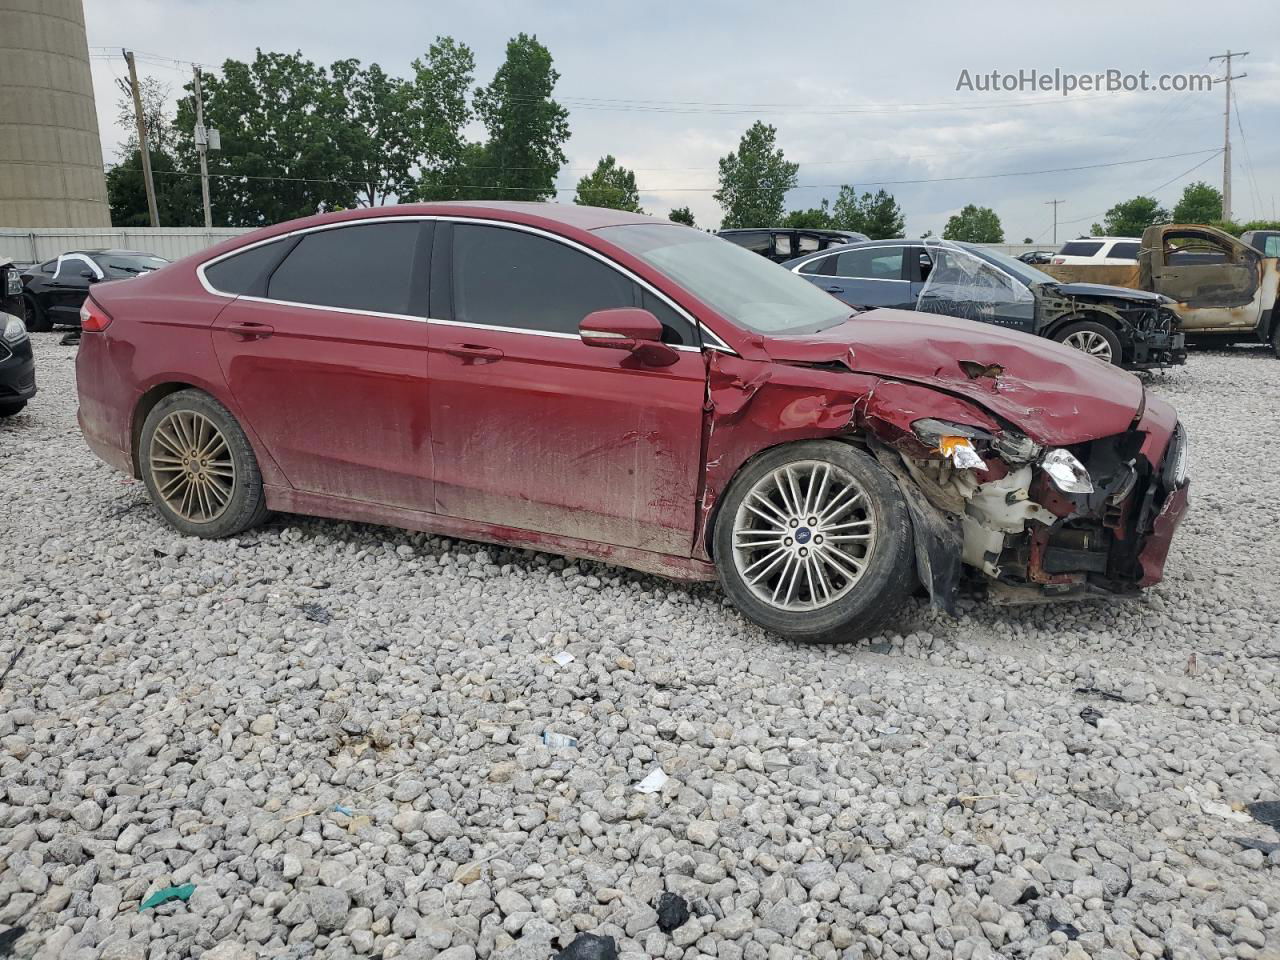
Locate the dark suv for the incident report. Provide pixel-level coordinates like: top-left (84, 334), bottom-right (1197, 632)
top-left (718, 228), bottom-right (870, 263)
top-left (1, 310), bottom-right (35, 417)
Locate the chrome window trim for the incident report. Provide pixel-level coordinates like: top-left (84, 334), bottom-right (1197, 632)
top-left (195, 214), bottom-right (736, 356)
top-left (791, 243), bottom-right (910, 283)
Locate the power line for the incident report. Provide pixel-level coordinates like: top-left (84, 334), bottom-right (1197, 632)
top-left (1055, 149), bottom-right (1224, 229)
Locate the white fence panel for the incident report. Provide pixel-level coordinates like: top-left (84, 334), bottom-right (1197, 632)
top-left (0, 227), bottom-right (251, 263)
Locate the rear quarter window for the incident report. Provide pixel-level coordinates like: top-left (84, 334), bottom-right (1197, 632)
top-left (1059, 241), bottom-right (1104, 257)
top-left (203, 239), bottom-right (290, 296)
top-left (1107, 242), bottom-right (1140, 260)
top-left (267, 222), bottom-right (421, 314)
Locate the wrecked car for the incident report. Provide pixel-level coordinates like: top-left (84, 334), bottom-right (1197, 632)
top-left (74, 203), bottom-right (1190, 642)
top-left (783, 238), bottom-right (1186, 369)
top-left (1041, 223), bottom-right (1280, 356)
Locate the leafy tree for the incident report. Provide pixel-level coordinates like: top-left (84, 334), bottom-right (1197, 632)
top-left (468, 33), bottom-right (570, 201)
top-left (833, 187), bottom-right (904, 239)
top-left (107, 150), bottom-right (202, 226)
top-left (714, 121), bottom-right (797, 229)
top-left (1171, 181), bottom-right (1222, 224)
top-left (114, 75), bottom-right (179, 157)
top-left (1022, 236), bottom-right (1034, 244)
top-left (1090, 196), bottom-right (1168, 237)
top-left (942, 204), bottom-right (1004, 243)
top-left (574, 155), bottom-right (642, 211)
top-left (668, 206), bottom-right (696, 226)
top-left (781, 199), bottom-right (833, 229)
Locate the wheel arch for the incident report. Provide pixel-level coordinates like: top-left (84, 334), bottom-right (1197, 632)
top-left (131, 382), bottom-right (199, 478)
top-left (1042, 307), bottom-right (1123, 342)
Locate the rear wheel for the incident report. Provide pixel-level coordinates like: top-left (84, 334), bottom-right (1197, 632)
top-left (24, 296), bottom-right (51, 333)
top-left (713, 440), bottom-right (915, 643)
top-left (1054, 320), bottom-right (1122, 366)
top-left (139, 389), bottom-right (268, 538)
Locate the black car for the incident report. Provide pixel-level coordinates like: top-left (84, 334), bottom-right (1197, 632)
top-left (21, 249), bottom-right (168, 331)
top-left (717, 228), bottom-right (870, 263)
top-left (1017, 250), bottom-right (1056, 265)
top-left (0, 311), bottom-right (36, 417)
top-left (782, 239), bottom-right (1185, 369)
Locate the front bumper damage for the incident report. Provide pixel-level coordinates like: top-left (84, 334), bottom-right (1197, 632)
top-left (870, 415), bottom-right (1190, 612)
top-left (1124, 306), bottom-right (1187, 370)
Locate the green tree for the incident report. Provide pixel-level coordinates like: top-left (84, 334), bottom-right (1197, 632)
top-left (1022, 236), bottom-right (1034, 244)
top-left (1090, 196), bottom-right (1168, 237)
top-left (1171, 181), bottom-right (1222, 224)
top-left (714, 121), bottom-right (798, 229)
top-left (942, 204), bottom-right (1004, 243)
top-left (107, 74), bottom-right (201, 225)
top-left (468, 33), bottom-right (570, 201)
top-left (574, 155), bottom-right (642, 211)
top-left (668, 206), bottom-right (696, 226)
top-left (781, 199), bottom-right (833, 229)
top-left (171, 51), bottom-right (360, 225)
top-left (832, 187), bottom-right (904, 239)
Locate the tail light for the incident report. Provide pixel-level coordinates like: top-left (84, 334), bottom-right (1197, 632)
top-left (80, 297), bottom-right (112, 332)
top-left (1051, 257), bottom-right (1065, 264)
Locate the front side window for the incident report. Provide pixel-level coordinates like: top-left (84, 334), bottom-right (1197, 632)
top-left (832, 247), bottom-right (905, 280)
top-left (598, 223), bottom-right (851, 335)
top-left (453, 224), bottom-right (694, 345)
top-left (54, 254), bottom-right (99, 281)
top-left (1164, 232), bottom-right (1233, 265)
top-left (268, 222), bottom-right (419, 314)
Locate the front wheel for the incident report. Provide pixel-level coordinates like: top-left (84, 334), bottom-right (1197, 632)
top-left (1054, 320), bottom-right (1122, 366)
top-left (712, 440), bottom-right (916, 643)
top-left (139, 389), bottom-right (269, 538)
top-left (0, 400), bottom-right (26, 418)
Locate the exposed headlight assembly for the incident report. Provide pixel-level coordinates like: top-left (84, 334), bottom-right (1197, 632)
top-left (911, 419), bottom-right (988, 469)
top-left (1, 313), bottom-right (27, 345)
top-left (1041, 448), bottom-right (1094, 494)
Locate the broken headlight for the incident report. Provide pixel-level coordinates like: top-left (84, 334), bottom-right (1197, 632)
top-left (1041, 448), bottom-right (1094, 494)
top-left (1, 313), bottom-right (27, 345)
top-left (990, 431), bottom-right (1041, 465)
top-left (911, 419), bottom-right (989, 469)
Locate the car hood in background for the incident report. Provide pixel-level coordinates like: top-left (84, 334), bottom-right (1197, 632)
top-left (1038, 281), bottom-right (1166, 304)
top-left (760, 309), bottom-right (1145, 447)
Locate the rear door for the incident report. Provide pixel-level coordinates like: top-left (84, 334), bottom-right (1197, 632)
top-left (427, 221), bottom-right (706, 556)
top-left (795, 244), bottom-right (912, 308)
top-left (49, 254), bottom-right (98, 323)
top-left (209, 219), bottom-right (437, 510)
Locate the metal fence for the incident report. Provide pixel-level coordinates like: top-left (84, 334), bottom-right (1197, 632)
top-left (0, 227), bottom-right (250, 263)
top-left (0, 226), bottom-right (1051, 265)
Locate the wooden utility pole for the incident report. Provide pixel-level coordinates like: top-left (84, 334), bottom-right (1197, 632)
top-left (124, 50), bottom-right (160, 227)
top-left (1044, 199), bottom-right (1065, 244)
top-left (1209, 50), bottom-right (1247, 224)
top-left (193, 65), bottom-right (212, 228)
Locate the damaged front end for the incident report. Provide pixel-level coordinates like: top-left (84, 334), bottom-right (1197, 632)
top-left (861, 396), bottom-right (1190, 612)
top-left (1041, 287), bottom-right (1188, 370)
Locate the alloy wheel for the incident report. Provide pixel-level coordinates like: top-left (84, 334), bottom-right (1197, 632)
top-left (730, 460), bottom-right (877, 611)
top-left (148, 409), bottom-right (236, 523)
top-left (1063, 329), bottom-right (1114, 363)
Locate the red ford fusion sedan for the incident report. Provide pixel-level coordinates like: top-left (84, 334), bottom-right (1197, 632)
top-left (75, 203), bottom-right (1190, 642)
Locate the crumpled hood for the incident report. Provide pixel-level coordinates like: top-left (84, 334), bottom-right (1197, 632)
top-left (1042, 281), bottom-right (1167, 304)
top-left (761, 309), bottom-right (1145, 446)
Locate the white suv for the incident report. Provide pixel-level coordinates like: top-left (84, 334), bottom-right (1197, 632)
top-left (1051, 237), bottom-right (1141, 265)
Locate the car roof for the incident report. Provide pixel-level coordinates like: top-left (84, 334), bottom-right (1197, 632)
top-left (67, 248), bottom-right (164, 257)
top-left (1061, 237), bottom-right (1139, 243)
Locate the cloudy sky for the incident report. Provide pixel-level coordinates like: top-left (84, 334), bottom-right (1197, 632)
top-left (85, 0), bottom-right (1278, 241)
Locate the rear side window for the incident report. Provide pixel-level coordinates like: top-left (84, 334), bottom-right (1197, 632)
top-left (452, 224), bottom-right (695, 345)
top-left (1059, 241), bottom-right (1103, 257)
top-left (798, 255), bottom-right (835, 276)
top-left (268, 222), bottom-right (420, 314)
top-left (204, 239), bottom-right (289, 296)
top-left (723, 231), bottom-right (771, 255)
top-left (1106, 242), bottom-right (1140, 260)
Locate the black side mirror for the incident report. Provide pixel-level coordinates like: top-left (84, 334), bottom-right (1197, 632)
top-left (80, 270), bottom-right (98, 282)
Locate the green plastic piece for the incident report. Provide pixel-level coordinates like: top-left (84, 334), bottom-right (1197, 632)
top-left (138, 883), bottom-right (196, 912)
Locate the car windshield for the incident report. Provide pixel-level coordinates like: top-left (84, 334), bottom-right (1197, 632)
top-left (961, 243), bottom-right (1055, 286)
top-left (96, 254), bottom-right (168, 278)
top-left (597, 223), bottom-right (851, 335)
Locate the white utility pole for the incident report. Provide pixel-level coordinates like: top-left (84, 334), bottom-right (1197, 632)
top-left (124, 50), bottom-right (160, 227)
top-left (1209, 50), bottom-right (1247, 223)
top-left (193, 65), bottom-right (212, 228)
top-left (1044, 199), bottom-right (1065, 244)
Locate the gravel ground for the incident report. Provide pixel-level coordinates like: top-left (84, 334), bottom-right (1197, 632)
top-left (2, 331), bottom-right (1278, 960)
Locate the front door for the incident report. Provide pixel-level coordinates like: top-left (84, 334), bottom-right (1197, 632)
top-left (49, 254), bottom-right (97, 324)
top-left (911, 245), bottom-right (1037, 334)
top-left (211, 219), bottom-right (437, 511)
top-left (1146, 227), bottom-right (1260, 331)
top-left (428, 222), bottom-right (706, 556)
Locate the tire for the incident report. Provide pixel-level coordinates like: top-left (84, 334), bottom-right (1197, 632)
top-left (24, 295), bottom-right (51, 333)
top-left (0, 400), bottom-right (26, 418)
top-left (139, 389), bottom-right (269, 538)
top-left (1054, 320), bottom-right (1122, 366)
top-left (712, 440), bottom-right (916, 643)
top-left (1271, 323), bottom-right (1280, 359)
